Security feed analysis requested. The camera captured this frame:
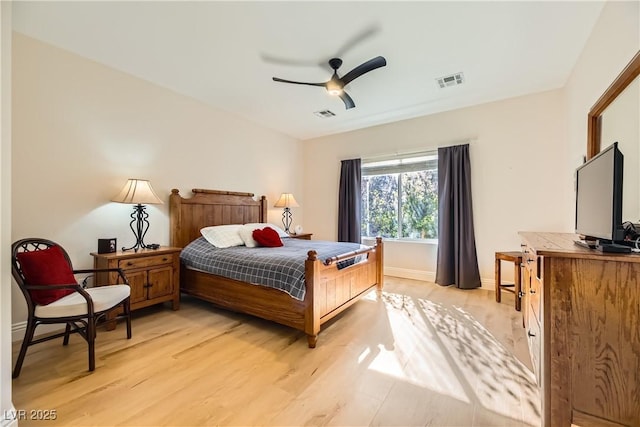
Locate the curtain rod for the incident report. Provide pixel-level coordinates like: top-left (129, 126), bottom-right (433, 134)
top-left (362, 149), bottom-right (436, 162)
top-left (361, 138), bottom-right (476, 162)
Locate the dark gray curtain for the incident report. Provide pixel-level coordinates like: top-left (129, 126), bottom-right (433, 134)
top-left (435, 144), bottom-right (481, 289)
top-left (338, 158), bottom-right (361, 243)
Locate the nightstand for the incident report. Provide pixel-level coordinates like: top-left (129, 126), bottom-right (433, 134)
top-left (288, 233), bottom-right (313, 240)
top-left (91, 247), bottom-right (181, 326)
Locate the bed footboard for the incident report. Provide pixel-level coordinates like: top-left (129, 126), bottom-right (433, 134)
top-left (304, 237), bottom-right (383, 347)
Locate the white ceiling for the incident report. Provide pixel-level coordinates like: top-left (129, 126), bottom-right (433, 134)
top-left (12, 1), bottom-right (605, 140)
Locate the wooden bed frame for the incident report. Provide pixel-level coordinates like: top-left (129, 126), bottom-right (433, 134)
top-left (169, 188), bottom-right (384, 347)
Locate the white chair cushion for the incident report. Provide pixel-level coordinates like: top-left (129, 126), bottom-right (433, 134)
top-left (34, 285), bottom-right (130, 318)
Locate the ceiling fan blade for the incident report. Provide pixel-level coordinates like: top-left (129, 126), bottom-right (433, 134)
top-left (334, 23), bottom-right (382, 58)
top-left (339, 91), bottom-right (356, 110)
top-left (272, 77), bottom-right (325, 87)
top-left (340, 56), bottom-right (387, 86)
top-left (261, 53), bottom-right (320, 67)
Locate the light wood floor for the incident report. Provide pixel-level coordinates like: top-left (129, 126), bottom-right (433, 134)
top-left (12, 277), bottom-right (540, 427)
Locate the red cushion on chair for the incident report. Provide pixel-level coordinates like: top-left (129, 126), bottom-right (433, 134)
top-left (16, 245), bottom-right (77, 305)
top-left (252, 227), bottom-right (283, 247)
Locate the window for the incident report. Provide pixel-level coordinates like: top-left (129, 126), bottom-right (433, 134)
top-left (361, 152), bottom-right (438, 240)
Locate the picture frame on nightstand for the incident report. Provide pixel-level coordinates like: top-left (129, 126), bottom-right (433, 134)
top-left (97, 238), bottom-right (117, 254)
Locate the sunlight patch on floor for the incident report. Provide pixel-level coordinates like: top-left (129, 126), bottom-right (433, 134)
top-left (419, 298), bottom-right (540, 423)
top-left (363, 291), bottom-right (472, 403)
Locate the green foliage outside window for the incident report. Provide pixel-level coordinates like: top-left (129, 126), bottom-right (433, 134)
top-left (361, 156), bottom-right (438, 240)
top-left (402, 170), bottom-right (438, 239)
top-left (361, 174), bottom-right (398, 238)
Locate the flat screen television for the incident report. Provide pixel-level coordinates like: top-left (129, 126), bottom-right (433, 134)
top-left (575, 142), bottom-right (624, 242)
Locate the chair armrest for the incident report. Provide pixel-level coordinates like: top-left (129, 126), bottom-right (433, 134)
top-left (73, 268), bottom-right (130, 286)
top-left (74, 268), bottom-right (121, 274)
top-left (23, 283), bottom-right (83, 291)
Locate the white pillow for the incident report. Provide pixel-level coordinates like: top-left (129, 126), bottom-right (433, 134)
top-left (200, 224), bottom-right (244, 248)
top-left (240, 223), bottom-right (289, 247)
top-left (238, 225), bottom-right (259, 248)
top-left (243, 223), bottom-right (289, 238)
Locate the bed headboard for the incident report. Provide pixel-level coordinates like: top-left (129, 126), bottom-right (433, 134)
top-left (170, 188), bottom-right (267, 248)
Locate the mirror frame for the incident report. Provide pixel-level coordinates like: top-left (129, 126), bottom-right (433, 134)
top-left (587, 51), bottom-right (640, 159)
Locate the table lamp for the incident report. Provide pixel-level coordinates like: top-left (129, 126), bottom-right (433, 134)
top-left (274, 193), bottom-right (299, 233)
top-left (112, 179), bottom-right (163, 252)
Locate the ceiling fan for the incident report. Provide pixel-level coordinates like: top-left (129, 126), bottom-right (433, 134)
top-left (272, 56), bottom-right (387, 110)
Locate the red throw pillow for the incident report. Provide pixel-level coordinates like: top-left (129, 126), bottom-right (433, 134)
top-left (16, 245), bottom-right (77, 305)
top-left (252, 227), bottom-right (283, 247)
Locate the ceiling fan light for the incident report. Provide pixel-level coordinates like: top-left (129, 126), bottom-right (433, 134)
top-left (326, 80), bottom-right (343, 96)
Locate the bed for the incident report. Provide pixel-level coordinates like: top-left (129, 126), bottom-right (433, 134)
top-left (169, 188), bottom-right (384, 347)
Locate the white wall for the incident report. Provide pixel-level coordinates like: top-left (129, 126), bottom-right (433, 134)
top-left (11, 34), bottom-right (302, 337)
top-left (303, 89), bottom-right (570, 285)
top-left (1, 3), bottom-right (17, 425)
top-left (564, 0), bottom-right (640, 216)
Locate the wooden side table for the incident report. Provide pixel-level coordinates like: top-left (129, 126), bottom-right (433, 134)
top-left (495, 251), bottom-right (523, 311)
top-left (91, 247), bottom-right (181, 328)
top-left (288, 233), bottom-right (313, 240)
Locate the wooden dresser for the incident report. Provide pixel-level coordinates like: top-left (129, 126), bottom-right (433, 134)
top-left (519, 232), bottom-right (640, 427)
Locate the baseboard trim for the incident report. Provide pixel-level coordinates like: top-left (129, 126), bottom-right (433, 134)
top-left (385, 267), bottom-right (495, 291)
top-left (11, 321), bottom-right (63, 343)
top-left (385, 267), bottom-right (435, 282)
top-left (481, 279), bottom-right (496, 291)
top-left (11, 321), bottom-right (26, 343)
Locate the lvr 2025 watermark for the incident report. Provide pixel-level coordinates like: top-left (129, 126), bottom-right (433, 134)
top-left (4, 409), bottom-right (58, 421)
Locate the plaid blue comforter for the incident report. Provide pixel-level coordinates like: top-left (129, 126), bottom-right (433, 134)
top-left (180, 237), bottom-right (367, 301)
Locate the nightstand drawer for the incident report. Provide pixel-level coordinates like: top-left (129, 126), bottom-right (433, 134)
top-left (119, 254), bottom-right (173, 270)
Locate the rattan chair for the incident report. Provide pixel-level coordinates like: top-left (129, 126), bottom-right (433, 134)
top-left (11, 238), bottom-right (132, 378)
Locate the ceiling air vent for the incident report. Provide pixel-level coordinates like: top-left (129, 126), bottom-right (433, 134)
top-left (314, 110), bottom-right (336, 118)
top-left (436, 72), bottom-right (464, 89)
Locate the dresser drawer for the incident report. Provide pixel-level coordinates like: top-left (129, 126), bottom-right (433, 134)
top-left (522, 245), bottom-right (535, 268)
top-left (530, 276), bottom-right (541, 323)
top-left (119, 254), bottom-right (173, 270)
top-left (527, 309), bottom-right (541, 385)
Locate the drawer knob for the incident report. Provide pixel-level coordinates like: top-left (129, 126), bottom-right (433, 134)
top-left (530, 289), bottom-right (536, 294)
top-left (162, 258), bottom-right (168, 262)
top-left (527, 330), bottom-right (536, 338)
top-left (127, 262), bottom-right (133, 266)
top-left (518, 291), bottom-right (525, 298)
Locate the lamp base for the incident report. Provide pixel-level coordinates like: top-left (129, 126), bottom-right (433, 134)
top-left (122, 243), bottom-right (148, 252)
top-left (281, 207), bottom-right (293, 233)
top-left (122, 204), bottom-right (151, 252)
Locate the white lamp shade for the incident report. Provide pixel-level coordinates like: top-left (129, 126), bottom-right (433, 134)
top-left (274, 193), bottom-right (300, 208)
top-left (112, 179), bottom-right (163, 205)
